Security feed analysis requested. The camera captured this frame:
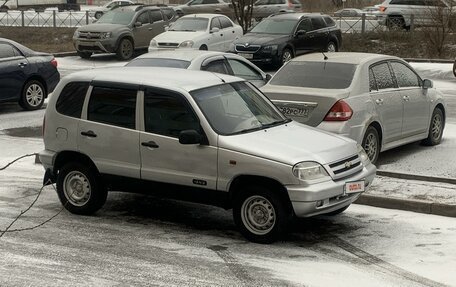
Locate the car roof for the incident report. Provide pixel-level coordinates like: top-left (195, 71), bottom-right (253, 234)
top-left (133, 50), bottom-right (228, 61)
top-left (291, 52), bottom-right (399, 65)
top-left (269, 12), bottom-right (327, 20)
top-left (112, 4), bottom-right (162, 11)
top-left (65, 67), bottom-right (242, 92)
top-left (181, 13), bottom-right (228, 19)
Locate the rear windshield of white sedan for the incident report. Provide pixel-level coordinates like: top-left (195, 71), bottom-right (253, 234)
top-left (169, 18), bottom-right (209, 32)
top-left (270, 61), bottom-right (357, 89)
top-left (126, 58), bottom-right (191, 69)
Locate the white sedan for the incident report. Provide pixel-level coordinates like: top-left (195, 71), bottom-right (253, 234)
top-left (126, 50), bottom-right (271, 87)
top-left (148, 14), bottom-right (243, 52)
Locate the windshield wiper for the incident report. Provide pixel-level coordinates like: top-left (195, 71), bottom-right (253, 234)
top-left (261, 118), bottom-right (291, 129)
top-left (230, 126), bottom-right (264, 135)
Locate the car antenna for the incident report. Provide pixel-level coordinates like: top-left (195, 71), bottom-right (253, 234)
top-left (321, 50), bottom-right (328, 60)
top-left (211, 72), bottom-right (226, 83)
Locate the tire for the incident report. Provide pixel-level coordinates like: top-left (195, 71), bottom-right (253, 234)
top-left (56, 162), bottom-right (107, 215)
top-left (453, 60), bottom-right (456, 77)
top-left (362, 126), bottom-right (380, 164)
top-left (387, 16), bottom-right (405, 30)
top-left (77, 51), bottom-right (92, 59)
top-left (280, 48), bottom-right (293, 66)
top-left (323, 205), bottom-right (350, 216)
top-left (19, 80), bottom-right (45, 111)
top-left (176, 10), bottom-right (184, 17)
top-left (94, 11), bottom-right (103, 19)
top-left (326, 41), bottom-right (338, 52)
top-left (422, 108), bottom-right (444, 146)
top-left (199, 44), bottom-right (208, 50)
top-left (116, 38), bottom-right (134, 60)
top-left (233, 185), bottom-right (292, 244)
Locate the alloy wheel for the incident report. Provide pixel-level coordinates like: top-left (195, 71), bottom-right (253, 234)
top-left (25, 83), bottom-right (44, 107)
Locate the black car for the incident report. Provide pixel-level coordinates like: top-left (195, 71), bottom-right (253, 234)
top-left (231, 13), bottom-right (342, 66)
top-left (0, 38), bottom-right (60, 110)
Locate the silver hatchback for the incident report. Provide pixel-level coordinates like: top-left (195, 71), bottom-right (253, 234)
top-left (261, 52), bottom-right (446, 163)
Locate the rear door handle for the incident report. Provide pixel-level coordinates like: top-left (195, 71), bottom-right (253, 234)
top-left (375, 99), bottom-right (384, 105)
top-left (141, 141), bottom-right (159, 148)
top-left (81, 130), bottom-right (97, 138)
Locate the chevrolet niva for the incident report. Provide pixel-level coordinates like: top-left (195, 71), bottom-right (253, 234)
top-left (39, 67), bottom-right (376, 243)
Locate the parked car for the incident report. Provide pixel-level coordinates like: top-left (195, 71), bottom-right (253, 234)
top-left (261, 52), bottom-right (446, 164)
top-left (453, 58), bottom-right (456, 77)
top-left (0, 38), bottom-right (59, 110)
top-left (333, 8), bottom-right (364, 17)
top-left (126, 50), bottom-right (271, 87)
top-left (39, 67), bottom-right (375, 243)
top-left (230, 13), bottom-right (342, 67)
top-left (377, 0), bottom-right (455, 29)
top-left (88, 0), bottom-right (135, 20)
top-left (251, 0), bottom-right (302, 20)
top-left (149, 14), bottom-right (242, 52)
top-left (173, 0), bottom-right (234, 18)
top-left (73, 5), bottom-right (177, 60)
top-left (362, 6), bottom-right (381, 17)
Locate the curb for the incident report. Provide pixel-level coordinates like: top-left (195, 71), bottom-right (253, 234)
top-left (404, 58), bottom-right (455, 64)
top-left (355, 194), bottom-right (456, 217)
top-left (377, 170), bottom-right (456, 185)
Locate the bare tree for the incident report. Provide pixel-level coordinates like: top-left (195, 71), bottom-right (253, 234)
top-left (231, 0), bottom-right (255, 33)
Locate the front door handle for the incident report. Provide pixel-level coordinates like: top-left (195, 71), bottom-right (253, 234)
top-left (141, 141), bottom-right (159, 148)
top-left (81, 130), bottom-right (97, 138)
top-left (375, 99), bottom-right (384, 105)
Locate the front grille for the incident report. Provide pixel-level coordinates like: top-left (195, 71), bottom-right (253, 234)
top-left (78, 31), bottom-right (102, 40)
top-left (328, 154), bottom-right (362, 180)
top-left (158, 42), bottom-right (179, 47)
top-left (235, 44), bottom-right (261, 53)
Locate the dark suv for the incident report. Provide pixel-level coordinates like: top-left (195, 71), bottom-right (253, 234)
top-left (231, 13), bottom-right (342, 66)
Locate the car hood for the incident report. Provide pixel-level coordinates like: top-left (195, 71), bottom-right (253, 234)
top-left (234, 33), bottom-right (290, 46)
top-left (218, 121), bottom-right (357, 166)
top-left (153, 31), bottom-right (207, 43)
top-left (77, 23), bottom-right (127, 32)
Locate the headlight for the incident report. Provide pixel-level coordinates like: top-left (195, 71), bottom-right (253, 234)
top-left (73, 30), bottom-right (80, 38)
top-left (179, 40), bottom-right (194, 48)
top-left (100, 32), bottom-right (111, 39)
top-left (292, 162), bottom-right (329, 181)
top-left (357, 144), bottom-right (370, 164)
top-left (149, 39), bottom-right (158, 48)
top-left (261, 45), bottom-right (278, 54)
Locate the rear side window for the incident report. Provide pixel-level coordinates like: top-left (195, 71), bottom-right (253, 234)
top-left (88, 86), bottom-right (137, 129)
top-left (370, 63), bottom-right (396, 90)
top-left (202, 59), bottom-right (230, 74)
top-left (0, 43), bottom-right (19, 58)
top-left (310, 17), bottom-right (326, 30)
top-left (56, 82), bottom-right (89, 118)
top-left (323, 16), bottom-right (335, 26)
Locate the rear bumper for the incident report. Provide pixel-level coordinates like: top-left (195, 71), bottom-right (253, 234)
top-left (39, 149), bottom-right (57, 185)
top-left (316, 120), bottom-right (365, 144)
top-left (286, 162), bottom-right (376, 217)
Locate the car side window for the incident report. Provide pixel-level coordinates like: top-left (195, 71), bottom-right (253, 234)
top-left (202, 59), bottom-right (230, 74)
top-left (56, 82), bottom-right (89, 118)
top-left (370, 63), bottom-right (396, 90)
top-left (296, 18), bottom-right (312, 32)
top-left (150, 10), bottom-right (163, 22)
top-left (88, 86), bottom-right (137, 129)
top-left (227, 59), bottom-right (263, 80)
top-left (390, 62), bottom-right (421, 88)
top-left (210, 17), bottom-right (222, 29)
top-left (369, 68), bottom-right (378, 92)
top-left (162, 8), bottom-right (174, 21)
top-left (136, 11), bottom-right (150, 24)
top-left (254, 0), bottom-right (268, 5)
top-left (310, 17), bottom-right (326, 30)
top-left (323, 16), bottom-right (335, 27)
top-left (203, 0), bottom-right (219, 3)
top-left (219, 16), bottom-right (233, 29)
top-left (0, 43), bottom-right (18, 58)
top-left (144, 89), bottom-right (200, 137)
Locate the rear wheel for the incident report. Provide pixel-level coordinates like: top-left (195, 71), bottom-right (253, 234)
top-left (326, 41), bottom-right (338, 52)
top-left (453, 60), bottom-right (456, 77)
top-left (233, 185), bottom-right (292, 244)
top-left (77, 51), bottom-right (92, 59)
top-left (422, 108), bottom-right (444, 146)
top-left (116, 38), bottom-right (134, 60)
top-left (362, 126), bottom-right (380, 164)
top-left (19, 80), bottom-right (45, 111)
top-left (199, 44), bottom-right (208, 50)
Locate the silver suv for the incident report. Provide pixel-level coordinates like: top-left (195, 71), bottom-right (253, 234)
top-left (73, 5), bottom-right (176, 60)
top-left (39, 67), bottom-right (376, 243)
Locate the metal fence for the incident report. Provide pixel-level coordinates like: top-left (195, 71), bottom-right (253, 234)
top-left (335, 14), bottom-right (385, 34)
top-left (0, 10), bottom-right (91, 27)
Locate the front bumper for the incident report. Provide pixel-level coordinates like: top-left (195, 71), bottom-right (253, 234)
top-left (234, 49), bottom-right (280, 65)
top-left (286, 162), bottom-right (376, 217)
top-left (73, 38), bottom-right (116, 53)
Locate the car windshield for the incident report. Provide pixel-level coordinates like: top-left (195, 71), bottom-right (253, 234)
top-left (126, 58), bottom-right (191, 68)
top-left (191, 82), bottom-right (289, 135)
top-left (270, 61), bottom-right (357, 89)
top-left (168, 18), bottom-right (209, 32)
top-left (97, 9), bottom-right (135, 25)
top-left (250, 19), bottom-right (297, 34)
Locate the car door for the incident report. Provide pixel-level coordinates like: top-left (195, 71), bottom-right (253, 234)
top-left (369, 62), bottom-right (403, 144)
top-left (225, 58), bottom-right (266, 87)
top-left (78, 84), bottom-right (141, 179)
top-left (309, 16), bottom-right (330, 51)
top-left (218, 16), bottom-right (236, 51)
top-left (132, 10), bottom-right (153, 48)
top-left (139, 87), bottom-right (218, 189)
top-left (0, 42), bottom-right (29, 102)
top-left (390, 61), bottom-right (430, 137)
top-left (209, 17), bottom-right (225, 51)
top-left (293, 17), bottom-right (313, 55)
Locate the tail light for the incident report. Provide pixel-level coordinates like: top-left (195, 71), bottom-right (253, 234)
top-left (379, 6), bottom-right (387, 12)
top-left (50, 58), bottom-right (58, 68)
top-left (42, 116), bottom-right (45, 137)
top-left (324, 100), bottom-right (353, 121)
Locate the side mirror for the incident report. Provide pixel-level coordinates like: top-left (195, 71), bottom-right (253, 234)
top-left (210, 27), bottom-right (220, 33)
top-left (423, 79), bottom-right (433, 89)
top-left (265, 73), bottom-right (272, 81)
top-left (179, 130), bottom-right (202, 145)
top-left (295, 30), bottom-right (306, 37)
top-left (134, 22), bottom-right (142, 28)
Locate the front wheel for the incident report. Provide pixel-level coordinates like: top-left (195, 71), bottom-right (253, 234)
top-left (362, 126), bottom-right (380, 164)
top-left (116, 38), bottom-right (134, 60)
top-left (56, 162), bottom-right (107, 215)
top-left (422, 108), bottom-right (444, 146)
top-left (233, 185), bottom-right (292, 244)
top-left (19, 80), bottom-right (45, 111)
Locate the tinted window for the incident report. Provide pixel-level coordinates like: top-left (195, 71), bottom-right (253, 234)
top-left (296, 18), bottom-right (312, 32)
top-left (0, 43), bottom-right (18, 58)
top-left (270, 61), bottom-right (357, 89)
top-left (203, 60), bottom-right (230, 74)
top-left (219, 16), bottom-right (233, 28)
top-left (144, 89), bottom-right (200, 137)
top-left (250, 19), bottom-right (298, 34)
top-left (126, 58), bottom-right (191, 68)
top-left (88, 87), bottom-right (137, 129)
top-left (369, 68), bottom-right (378, 91)
top-left (162, 8), bottom-right (175, 20)
top-left (150, 10), bottom-right (163, 22)
top-left (210, 17), bottom-right (222, 29)
top-left (323, 16), bottom-right (335, 26)
top-left (56, 82), bottom-right (89, 118)
top-left (227, 59), bottom-right (262, 80)
top-left (371, 63), bottom-right (396, 90)
top-left (310, 17), bottom-right (326, 30)
top-left (203, 0), bottom-right (219, 3)
top-left (136, 11), bottom-right (150, 24)
top-left (391, 62), bottom-right (421, 88)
